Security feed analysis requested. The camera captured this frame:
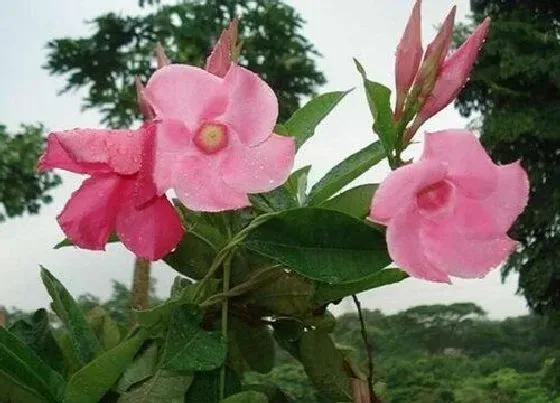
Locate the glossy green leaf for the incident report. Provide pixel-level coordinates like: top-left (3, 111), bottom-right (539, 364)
top-left (319, 184), bottom-right (378, 219)
top-left (184, 368), bottom-right (241, 403)
top-left (164, 232), bottom-right (217, 280)
top-left (116, 343), bottom-right (158, 393)
top-left (312, 268), bottom-right (408, 305)
top-left (8, 309), bottom-right (64, 373)
top-left (40, 267), bottom-right (102, 366)
top-left (249, 186), bottom-right (299, 213)
top-left (0, 327), bottom-right (65, 402)
top-left (86, 307), bottom-right (121, 351)
top-left (245, 208), bottom-right (391, 284)
top-left (162, 307), bottom-right (227, 372)
top-left (306, 142), bottom-right (385, 205)
top-left (355, 59), bottom-right (397, 153)
top-left (117, 370), bottom-right (192, 403)
top-left (222, 391), bottom-right (268, 403)
top-left (54, 233), bottom-right (119, 249)
top-left (0, 373), bottom-right (46, 403)
top-left (283, 90), bottom-right (352, 149)
top-left (63, 330), bottom-right (147, 403)
top-left (284, 165), bottom-right (312, 205)
top-left (299, 329), bottom-right (352, 401)
top-left (229, 318), bottom-right (275, 374)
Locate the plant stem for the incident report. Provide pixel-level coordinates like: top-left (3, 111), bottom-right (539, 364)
top-left (352, 294), bottom-right (382, 403)
top-left (219, 255), bottom-right (232, 401)
top-left (130, 258), bottom-right (151, 328)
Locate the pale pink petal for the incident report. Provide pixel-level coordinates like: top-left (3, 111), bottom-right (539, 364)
top-left (57, 174), bottom-right (123, 250)
top-left (173, 155), bottom-right (250, 212)
top-left (145, 65), bottom-right (228, 129)
top-left (220, 133), bottom-right (295, 194)
top-left (421, 219), bottom-right (517, 278)
top-left (116, 195), bottom-right (183, 261)
top-left (422, 130), bottom-right (498, 198)
top-left (220, 64), bottom-right (278, 146)
top-left (369, 159), bottom-right (447, 224)
top-left (387, 208), bottom-right (451, 283)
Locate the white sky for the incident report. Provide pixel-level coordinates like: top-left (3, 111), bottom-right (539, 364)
top-left (0, 0), bottom-right (528, 319)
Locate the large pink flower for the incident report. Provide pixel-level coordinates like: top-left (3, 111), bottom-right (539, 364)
top-left (143, 63), bottom-right (295, 212)
top-left (369, 130), bottom-right (529, 283)
top-left (39, 124), bottom-right (183, 260)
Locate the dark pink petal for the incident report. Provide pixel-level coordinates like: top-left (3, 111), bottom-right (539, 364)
top-left (420, 219), bottom-right (517, 278)
top-left (173, 155), bottom-right (249, 212)
top-left (220, 133), bottom-right (295, 194)
top-left (369, 159), bottom-right (447, 224)
top-left (57, 174), bottom-right (123, 250)
top-left (422, 130), bottom-right (498, 198)
top-left (116, 195), bottom-right (183, 261)
top-left (145, 65), bottom-right (227, 129)
top-left (387, 208), bottom-right (451, 283)
top-left (134, 123), bottom-right (159, 207)
top-left (220, 64), bottom-right (278, 146)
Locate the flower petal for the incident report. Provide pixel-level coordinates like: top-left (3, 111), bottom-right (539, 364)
top-left (116, 195), bottom-right (183, 261)
top-left (220, 133), bottom-right (295, 194)
top-left (422, 130), bottom-right (498, 198)
top-left (421, 219), bottom-right (517, 279)
top-left (387, 208), bottom-right (451, 283)
top-left (369, 159), bottom-right (447, 224)
top-left (220, 64), bottom-right (278, 146)
top-left (145, 64), bottom-right (227, 129)
top-left (57, 174), bottom-right (123, 250)
top-left (173, 155), bottom-right (250, 212)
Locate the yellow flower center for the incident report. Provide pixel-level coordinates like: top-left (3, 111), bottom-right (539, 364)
top-left (194, 123), bottom-right (228, 154)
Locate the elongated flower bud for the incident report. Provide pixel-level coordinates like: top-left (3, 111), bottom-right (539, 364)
top-left (206, 19), bottom-right (239, 77)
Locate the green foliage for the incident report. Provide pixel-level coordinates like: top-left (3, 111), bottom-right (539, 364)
top-left (319, 184), bottom-right (378, 219)
top-left (0, 124), bottom-right (61, 222)
top-left (222, 391), bottom-right (269, 403)
top-left (44, 0), bottom-right (325, 128)
top-left (118, 369), bottom-right (192, 403)
top-left (455, 1), bottom-right (560, 318)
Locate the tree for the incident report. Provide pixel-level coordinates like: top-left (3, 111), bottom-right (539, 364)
top-left (455, 0), bottom-right (560, 318)
top-left (0, 124), bottom-right (61, 222)
top-left (44, 0), bottom-right (326, 128)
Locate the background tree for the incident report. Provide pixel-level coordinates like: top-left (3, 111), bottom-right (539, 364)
top-left (454, 0), bottom-right (560, 318)
top-left (0, 124), bottom-right (61, 222)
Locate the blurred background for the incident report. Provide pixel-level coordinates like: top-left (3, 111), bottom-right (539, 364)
top-left (1, 0), bottom-right (559, 401)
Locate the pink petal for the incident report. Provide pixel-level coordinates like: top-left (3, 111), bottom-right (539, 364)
top-left (369, 159), bottom-right (447, 224)
top-left (173, 155), bottom-right (250, 212)
top-left (387, 208), bottom-right (451, 283)
top-left (419, 18), bottom-right (490, 122)
top-left (421, 219), bottom-right (517, 279)
top-left (145, 64), bottom-right (228, 129)
top-left (116, 195), bottom-right (183, 261)
top-left (57, 174), bottom-right (123, 250)
top-left (220, 133), bottom-right (295, 194)
top-left (220, 64), bottom-right (278, 146)
top-left (421, 130), bottom-right (498, 198)
top-left (134, 124), bottom-right (159, 207)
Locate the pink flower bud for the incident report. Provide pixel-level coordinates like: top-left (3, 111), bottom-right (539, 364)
top-left (154, 42), bottom-right (170, 69)
top-left (135, 76), bottom-right (155, 121)
top-left (206, 19), bottom-right (239, 78)
top-left (395, 0), bottom-right (423, 118)
top-left (417, 17), bottom-right (491, 123)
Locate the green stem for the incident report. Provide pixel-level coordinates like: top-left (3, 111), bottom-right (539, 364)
top-left (219, 255), bottom-right (232, 401)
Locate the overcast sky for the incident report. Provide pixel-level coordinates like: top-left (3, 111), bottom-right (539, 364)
top-left (0, 0), bottom-right (528, 319)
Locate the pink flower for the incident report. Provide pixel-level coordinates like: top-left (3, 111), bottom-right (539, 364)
top-left (143, 63), bottom-right (295, 212)
top-left (39, 124), bottom-right (183, 261)
top-left (395, 0), bottom-right (423, 118)
top-left (416, 17), bottom-right (491, 124)
top-left (369, 130), bottom-right (529, 283)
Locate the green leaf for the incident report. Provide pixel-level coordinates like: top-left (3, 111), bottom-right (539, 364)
top-left (116, 343), bottom-right (158, 393)
top-left (40, 267), bottom-right (102, 365)
top-left (306, 142), bottom-right (385, 205)
top-left (355, 59), bottom-right (397, 153)
top-left (162, 307), bottom-right (227, 372)
top-left (283, 90), bottom-right (352, 149)
top-left (185, 368), bottom-right (241, 403)
top-left (86, 307), bottom-right (121, 351)
top-left (312, 268), bottom-right (408, 305)
top-left (244, 208), bottom-right (391, 284)
top-left (284, 165), bottom-right (312, 205)
top-left (163, 232), bottom-right (217, 280)
top-left (63, 330), bottom-right (147, 403)
top-left (299, 329), bottom-right (352, 401)
top-left (54, 233), bottom-right (119, 249)
top-left (8, 309), bottom-right (64, 373)
top-left (117, 369), bottom-right (192, 403)
top-left (229, 318), bottom-right (275, 374)
top-left (249, 186), bottom-right (299, 213)
top-left (0, 327), bottom-right (65, 402)
top-left (223, 391), bottom-right (268, 403)
top-left (319, 184), bottom-right (378, 219)
top-left (0, 372), bottom-right (46, 403)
